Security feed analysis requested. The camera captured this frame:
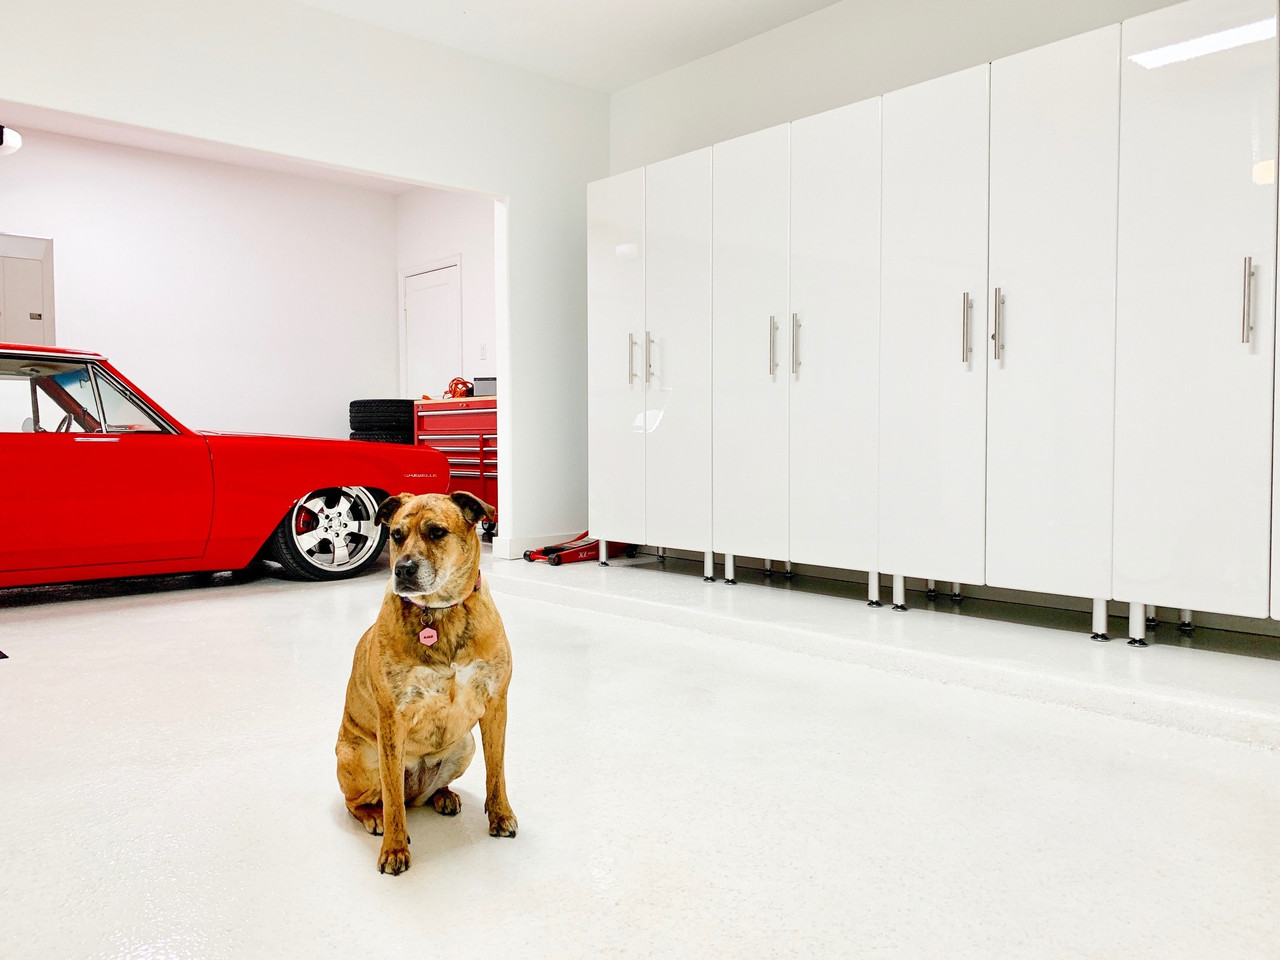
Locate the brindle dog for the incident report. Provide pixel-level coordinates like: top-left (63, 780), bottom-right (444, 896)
top-left (336, 491), bottom-right (516, 875)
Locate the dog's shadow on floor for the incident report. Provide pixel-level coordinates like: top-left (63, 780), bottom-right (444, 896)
top-left (329, 787), bottom-right (493, 868)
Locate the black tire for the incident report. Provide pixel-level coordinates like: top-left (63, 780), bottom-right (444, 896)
top-left (523, 550), bottom-right (534, 561)
top-left (349, 430), bottom-right (414, 445)
top-left (350, 399), bottom-right (415, 419)
top-left (350, 399), bottom-right (416, 433)
top-left (547, 554), bottom-right (563, 566)
top-left (624, 544), bottom-right (639, 558)
top-left (269, 486), bottom-right (388, 581)
top-left (350, 416), bottom-right (413, 431)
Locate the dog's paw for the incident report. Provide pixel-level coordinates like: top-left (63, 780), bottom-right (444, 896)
top-left (488, 810), bottom-right (518, 838)
top-left (378, 841), bottom-right (411, 875)
top-left (350, 804), bottom-right (384, 836)
top-left (430, 788), bottom-right (462, 816)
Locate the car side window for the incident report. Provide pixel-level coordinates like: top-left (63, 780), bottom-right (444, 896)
top-left (93, 370), bottom-right (165, 433)
top-left (0, 357), bottom-right (103, 433)
top-left (0, 375), bottom-right (34, 432)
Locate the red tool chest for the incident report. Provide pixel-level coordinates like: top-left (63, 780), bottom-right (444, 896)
top-left (414, 398), bottom-right (498, 518)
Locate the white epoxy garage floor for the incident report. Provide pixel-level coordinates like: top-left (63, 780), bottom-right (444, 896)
top-left (3, 558), bottom-right (1280, 959)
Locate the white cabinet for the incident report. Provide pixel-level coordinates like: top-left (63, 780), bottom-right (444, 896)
top-left (0, 258), bottom-right (49, 345)
top-left (878, 66), bottom-right (990, 586)
top-left (586, 169), bottom-right (647, 546)
top-left (645, 148), bottom-right (713, 553)
top-left (788, 100), bottom-right (881, 571)
top-left (985, 26), bottom-right (1121, 600)
top-left (1115, 0), bottom-right (1277, 618)
top-left (712, 124), bottom-right (791, 561)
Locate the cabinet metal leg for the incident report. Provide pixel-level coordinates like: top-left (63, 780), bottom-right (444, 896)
top-left (1090, 598), bottom-right (1109, 641)
top-left (1145, 603), bottom-right (1158, 630)
top-left (725, 554), bottom-right (736, 585)
top-left (598, 539), bottom-right (609, 567)
top-left (703, 551), bottom-right (715, 583)
top-left (892, 574), bottom-right (907, 611)
top-left (763, 559), bottom-right (773, 577)
top-left (951, 582), bottom-right (963, 603)
top-left (1128, 601), bottom-right (1148, 647)
top-left (657, 546), bottom-right (666, 563)
top-left (867, 570), bottom-right (882, 607)
top-left (784, 561), bottom-right (794, 580)
top-left (1179, 609), bottom-right (1194, 635)
top-left (926, 578), bottom-right (938, 601)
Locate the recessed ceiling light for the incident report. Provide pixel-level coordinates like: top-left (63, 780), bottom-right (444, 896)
top-left (0, 126), bottom-right (22, 156)
top-left (1129, 18), bottom-right (1276, 69)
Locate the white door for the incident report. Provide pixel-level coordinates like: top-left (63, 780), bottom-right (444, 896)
top-left (404, 265), bottom-right (462, 399)
top-left (878, 65), bottom-right (990, 586)
top-left (1115, 0), bottom-right (1277, 618)
top-left (986, 26), bottom-right (1120, 600)
top-left (587, 170), bottom-right (647, 546)
top-left (645, 148), bottom-right (712, 553)
top-left (712, 124), bottom-right (791, 561)
top-left (0, 258), bottom-right (49, 345)
top-left (789, 99), bottom-right (881, 571)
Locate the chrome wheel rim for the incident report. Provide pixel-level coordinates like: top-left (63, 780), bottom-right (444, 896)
top-left (290, 487), bottom-right (381, 573)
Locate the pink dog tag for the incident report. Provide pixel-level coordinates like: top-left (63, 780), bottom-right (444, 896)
top-left (419, 626), bottom-right (438, 646)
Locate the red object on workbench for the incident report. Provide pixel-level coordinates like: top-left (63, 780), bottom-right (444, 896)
top-left (414, 397), bottom-right (497, 519)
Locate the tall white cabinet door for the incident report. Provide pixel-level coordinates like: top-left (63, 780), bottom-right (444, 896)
top-left (788, 100), bottom-right (881, 571)
top-left (878, 66), bottom-right (990, 586)
top-left (645, 148), bottom-right (712, 553)
top-left (1115, 0), bottom-right (1277, 618)
top-left (985, 27), bottom-right (1120, 599)
top-left (587, 169), bottom-right (647, 546)
top-left (712, 124), bottom-right (790, 560)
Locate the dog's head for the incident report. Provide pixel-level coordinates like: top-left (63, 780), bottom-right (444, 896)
top-left (375, 491), bottom-right (495, 600)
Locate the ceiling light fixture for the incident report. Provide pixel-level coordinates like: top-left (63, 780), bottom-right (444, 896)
top-left (0, 126), bottom-right (22, 156)
top-left (1129, 18), bottom-right (1276, 69)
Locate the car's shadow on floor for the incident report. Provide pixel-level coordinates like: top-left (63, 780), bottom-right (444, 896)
top-left (0, 548), bottom-right (393, 610)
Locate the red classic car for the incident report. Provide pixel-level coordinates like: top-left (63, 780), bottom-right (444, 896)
top-left (0, 343), bottom-right (449, 587)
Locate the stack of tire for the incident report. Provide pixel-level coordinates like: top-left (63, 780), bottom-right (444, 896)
top-left (349, 399), bottom-right (415, 445)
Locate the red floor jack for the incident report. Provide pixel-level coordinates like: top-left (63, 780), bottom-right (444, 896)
top-left (523, 532), bottom-right (638, 566)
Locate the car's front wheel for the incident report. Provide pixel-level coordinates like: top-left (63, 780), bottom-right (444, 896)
top-left (269, 486), bottom-right (388, 581)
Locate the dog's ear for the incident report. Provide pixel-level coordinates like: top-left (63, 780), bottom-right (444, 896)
top-left (450, 491), bottom-right (496, 527)
top-left (376, 493), bottom-right (412, 526)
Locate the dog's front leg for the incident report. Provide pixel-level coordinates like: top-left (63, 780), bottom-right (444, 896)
top-left (479, 692), bottom-right (518, 837)
top-left (376, 711), bottom-right (411, 874)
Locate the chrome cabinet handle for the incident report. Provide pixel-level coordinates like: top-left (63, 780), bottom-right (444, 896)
top-left (1242, 257), bottom-right (1256, 344)
top-left (791, 313), bottom-right (800, 375)
top-left (644, 332), bottom-right (654, 383)
top-left (768, 315), bottom-right (778, 375)
top-left (960, 293), bottom-right (971, 363)
top-left (992, 287), bottom-right (1004, 361)
top-left (627, 333), bottom-right (637, 384)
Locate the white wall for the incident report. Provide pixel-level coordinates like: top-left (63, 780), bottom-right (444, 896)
top-left (609, 0), bottom-right (1181, 171)
top-left (0, 0), bottom-right (610, 555)
top-left (397, 187), bottom-right (497, 382)
top-left (0, 130), bottom-right (397, 438)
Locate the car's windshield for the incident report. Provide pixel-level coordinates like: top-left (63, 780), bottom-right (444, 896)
top-left (0, 357), bottom-right (167, 434)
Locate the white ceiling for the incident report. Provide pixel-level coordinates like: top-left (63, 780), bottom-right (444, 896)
top-left (292, 0), bottom-right (845, 92)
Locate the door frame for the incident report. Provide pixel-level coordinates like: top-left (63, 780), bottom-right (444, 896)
top-left (398, 255), bottom-right (463, 399)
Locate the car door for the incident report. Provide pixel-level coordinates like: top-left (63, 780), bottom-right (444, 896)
top-left (0, 355), bottom-right (213, 573)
